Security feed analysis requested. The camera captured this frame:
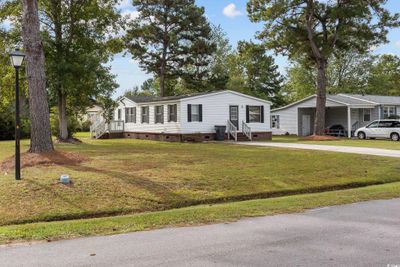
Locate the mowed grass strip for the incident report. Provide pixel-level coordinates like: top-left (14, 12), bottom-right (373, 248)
top-left (1, 181), bottom-right (400, 245)
top-left (0, 138), bottom-right (400, 226)
top-left (272, 135), bottom-right (400, 150)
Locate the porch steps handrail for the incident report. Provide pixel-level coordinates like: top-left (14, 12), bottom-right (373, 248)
top-left (227, 120), bottom-right (238, 142)
top-left (242, 121), bottom-right (252, 141)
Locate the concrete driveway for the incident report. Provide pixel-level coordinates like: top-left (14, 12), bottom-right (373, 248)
top-left (1, 198), bottom-right (400, 267)
top-left (236, 141), bottom-right (400, 158)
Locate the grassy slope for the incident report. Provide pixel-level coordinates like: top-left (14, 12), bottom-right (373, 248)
top-left (1, 181), bottom-right (400, 244)
top-left (1, 137), bottom-right (400, 226)
top-left (272, 135), bottom-right (400, 150)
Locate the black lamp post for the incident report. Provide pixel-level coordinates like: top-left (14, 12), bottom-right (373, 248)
top-left (10, 49), bottom-right (26, 181)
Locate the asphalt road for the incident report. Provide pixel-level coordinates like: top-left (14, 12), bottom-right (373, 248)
top-left (1, 198), bottom-right (400, 267)
top-left (236, 141), bottom-right (400, 158)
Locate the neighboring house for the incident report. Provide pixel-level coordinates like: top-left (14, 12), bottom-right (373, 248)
top-left (81, 105), bottom-right (103, 124)
top-left (271, 94), bottom-right (400, 137)
top-left (91, 90), bottom-right (272, 142)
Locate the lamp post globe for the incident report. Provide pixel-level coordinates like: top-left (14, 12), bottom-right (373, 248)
top-left (9, 48), bottom-right (26, 181)
top-left (10, 49), bottom-right (25, 68)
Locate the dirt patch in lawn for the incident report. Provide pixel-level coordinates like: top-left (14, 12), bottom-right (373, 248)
top-left (0, 150), bottom-right (87, 172)
top-left (301, 135), bottom-right (340, 141)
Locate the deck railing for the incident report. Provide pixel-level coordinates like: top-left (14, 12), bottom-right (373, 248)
top-left (242, 121), bottom-right (252, 141)
top-left (227, 120), bottom-right (237, 142)
top-left (90, 120), bottom-right (124, 139)
top-left (109, 120), bottom-right (124, 132)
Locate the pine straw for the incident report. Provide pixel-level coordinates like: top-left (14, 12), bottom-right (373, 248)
top-left (0, 150), bottom-right (87, 172)
top-left (300, 135), bottom-right (340, 141)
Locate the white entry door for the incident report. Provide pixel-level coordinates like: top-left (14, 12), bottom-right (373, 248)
top-left (302, 115), bottom-right (311, 136)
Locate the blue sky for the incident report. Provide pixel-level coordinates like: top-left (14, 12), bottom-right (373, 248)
top-left (70, 1), bottom-right (400, 96)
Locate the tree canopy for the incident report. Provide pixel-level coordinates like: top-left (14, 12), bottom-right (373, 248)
top-left (124, 0), bottom-right (214, 96)
top-left (247, 0), bottom-right (400, 134)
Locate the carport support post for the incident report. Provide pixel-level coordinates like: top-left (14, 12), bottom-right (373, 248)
top-left (347, 106), bottom-right (352, 138)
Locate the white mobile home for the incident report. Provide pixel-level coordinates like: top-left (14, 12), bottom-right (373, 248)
top-left (271, 94), bottom-right (400, 137)
top-left (91, 90), bottom-right (272, 142)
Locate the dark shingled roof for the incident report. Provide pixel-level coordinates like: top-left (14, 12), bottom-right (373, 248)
top-left (124, 91), bottom-right (219, 103)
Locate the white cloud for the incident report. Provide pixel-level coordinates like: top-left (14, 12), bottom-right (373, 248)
top-left (122, 10), bottom-right (140, 22)
top-left (395, 41), bottom-right (400, 48)
top-left (223, 3), bottom-right (242, 18)
top-left (118, 0), bottom-right (131, 9)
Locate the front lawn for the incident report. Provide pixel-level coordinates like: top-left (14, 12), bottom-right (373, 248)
top-left (0, 137), bottom-right (399, 226)
top-left (272, 135), bottom-right (400, 150)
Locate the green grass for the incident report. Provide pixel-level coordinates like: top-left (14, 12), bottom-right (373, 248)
top-left (1, 181), bottom-right (400, 244)
top-left (271, 135), bottom-right (400, 150)
top-left (1, 136), bottom-right (400, 227)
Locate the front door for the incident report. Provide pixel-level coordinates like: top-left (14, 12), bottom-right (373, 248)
top-left (229, 105), bottom-right (239, 129)
top-left (302, 115), bottom-right (311, 136)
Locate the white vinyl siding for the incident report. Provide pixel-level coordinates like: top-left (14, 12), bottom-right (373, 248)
top-left (116, 91), bottom-right (270, 134)
top-left (180, 91), bottom-right (270, 134)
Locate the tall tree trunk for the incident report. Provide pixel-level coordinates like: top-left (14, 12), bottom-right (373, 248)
top-left (57, 90), bottom-right (69, 140)
top-left (159, 45), bottom-right (167, 97)
top-left (314, 58), bottom-right (328, 135)
top-left (159, 70), bottom-right (165, 97)
top-left (22, 0), bottom-right (54, 153)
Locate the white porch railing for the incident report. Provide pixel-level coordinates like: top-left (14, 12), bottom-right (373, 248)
top-left (109, 120), bottom-right (124, 132)
top-left (227, 120), bottom-right (237, 142)
top-left (90, 119), bottom-right (124, 139)
top-left (242, 121), bottom-right (252, 141)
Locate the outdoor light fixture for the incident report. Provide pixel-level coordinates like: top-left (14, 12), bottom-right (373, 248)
top-left (10, 49), bottom-right (25, 68)
top-left (9, 48), bottom-right (26, 180)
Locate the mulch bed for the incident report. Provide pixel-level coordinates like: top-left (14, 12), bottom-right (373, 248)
top-left (300, 135), bottom-right (340, 141)
top-left (1, 150), bottom-right (87, 172)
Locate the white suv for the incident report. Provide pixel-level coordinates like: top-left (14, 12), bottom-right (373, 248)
top-left (355, 120), bottom-right (400, 141)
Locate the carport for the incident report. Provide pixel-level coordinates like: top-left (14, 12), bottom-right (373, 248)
top-left (297, 95), bottom-right (377, 138)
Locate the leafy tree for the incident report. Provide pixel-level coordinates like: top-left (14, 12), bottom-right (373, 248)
top-left (284, 51), bottom-right (374, 102)
top-left (180, 25), bottom-right (231, 92)
top-left (40, 0), bottom-right (121, 141)
top-left (124, 0), bottom-right (214, 96)
top-left (236, 41), bottom-right (284, 106)
top-left (248, 0), bottom-right (399, 135)
top-left (366, 54), bottom-right (400, 96)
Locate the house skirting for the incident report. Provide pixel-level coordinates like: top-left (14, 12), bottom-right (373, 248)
top-left (122, 131), bottom-right (272, 142)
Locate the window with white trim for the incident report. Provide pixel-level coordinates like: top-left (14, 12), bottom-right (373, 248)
top-left (155, 105), bottom-right (164, 124)
top-left (141, 106), bottom-right (149, 123)
top-left (249, 106), bottom-right (262, 123)
top-left (383, 106), bottom-right (396, 119)
top-left (190, 105), bottom-right (201, 122)
top-left (168, 104), bottom-right (177, 122)
top-left (271, 115), bottom-right (280, 128)
top-left (125, 107), bottom-right (136, 123)
top-left (363, 109), bottom-right (371, 122)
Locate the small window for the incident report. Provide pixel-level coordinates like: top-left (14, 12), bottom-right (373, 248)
top-left (367, 121), bottom-right (379, 128)
top-left (392, 121), bottom-right (400, 128)
top-left (378, 121), bottom-right (394, 128)
top-left (363, 109), bottom-right (371, 122)
top-left (141, 106), bottom-right (149, 123)
top-left (249, 106), bottom-right (262, 123)
top-left (189, 104), bottom-right (201, 122)
top-left (383, 106), bottom-right (396, 119)
top-left (155, 105), bottom-right (164, 124)
top-left (125, 107), bottom-right (136, 123)
top-left (117, 109), bottom-right (122, 121)
top-left (168, 104), bottom-right (177, 122)
top-left (271, 115), bottom-right (280, 129)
